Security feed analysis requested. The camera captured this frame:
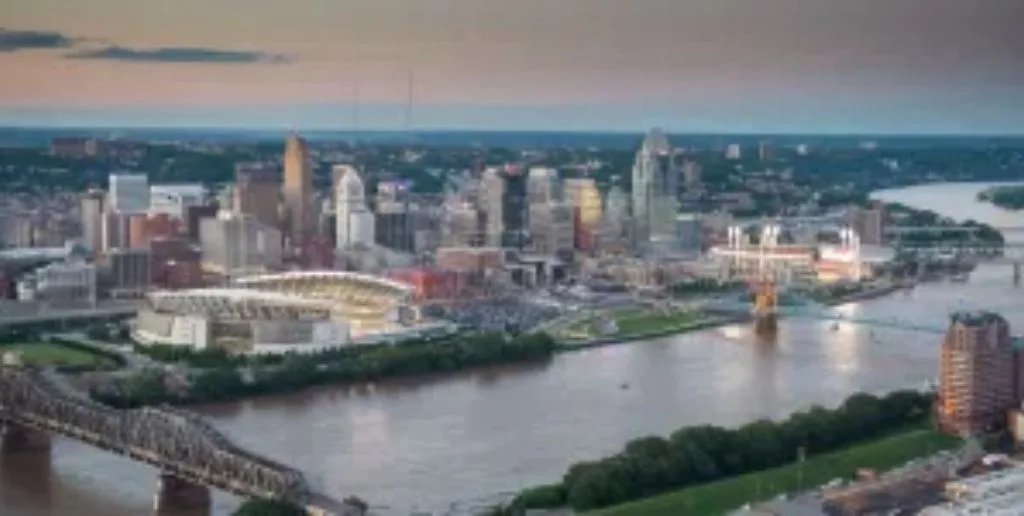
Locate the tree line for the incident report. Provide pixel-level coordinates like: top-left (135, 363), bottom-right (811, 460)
top-left (91, 332), bottom-right (556, 408)
top-left (505, 390), bottom-right (934, 513)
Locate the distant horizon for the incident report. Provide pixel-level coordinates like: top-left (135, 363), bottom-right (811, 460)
top-left (4, 124), bottom-right (1024, 139)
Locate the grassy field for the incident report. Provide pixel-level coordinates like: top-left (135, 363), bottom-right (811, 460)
top-left (590, 428), bottom-right (961, 516)
top-left (559, 308), bottom-right (708, 343)
top-left (0, 342), bottom-right (118, 369)
top-left (612, 309), bottom-right (702, 337)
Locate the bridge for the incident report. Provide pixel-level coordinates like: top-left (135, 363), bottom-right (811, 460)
top-left (0, 366), bottom-right (360, 516)
top-left (0, 300), bottom-right (140, 331)
top-left (705, 294), bottom-right (1024, 347)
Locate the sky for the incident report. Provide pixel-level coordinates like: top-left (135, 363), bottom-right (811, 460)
top-left (1, 0), bottom-right (1023, 133)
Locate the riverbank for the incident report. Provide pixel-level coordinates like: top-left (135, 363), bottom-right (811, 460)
top-left (977, 185), bottom-right (1024, 211)
top-left (92, 332), bottom-right (557, 408)
top-left (505, 390), bottom-right (937, 514)
top-left (589, 427), bottom-right (961, 516)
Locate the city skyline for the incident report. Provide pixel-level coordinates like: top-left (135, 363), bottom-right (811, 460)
top-left (2, 0), bottom-right (1024, 133)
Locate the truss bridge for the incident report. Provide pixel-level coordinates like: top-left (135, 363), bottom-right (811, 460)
top-left (0, 366), bottom-right (360, 515)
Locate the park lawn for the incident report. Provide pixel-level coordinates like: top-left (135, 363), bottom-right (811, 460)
top-left (612, 309), bottom-right (702, 337)
top-left (589, 428), bottom-right (961, 516)
top-left (0, 342), bottom-right (117, 368)
top-left (557, 309), bottom-right (708, 343)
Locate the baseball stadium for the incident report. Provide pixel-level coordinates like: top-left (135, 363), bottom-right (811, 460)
top-left (134, 271), bottom-right (452, 354)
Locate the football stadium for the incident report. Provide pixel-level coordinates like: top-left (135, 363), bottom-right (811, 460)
top-left (133, 271), bottom-right (452, 354)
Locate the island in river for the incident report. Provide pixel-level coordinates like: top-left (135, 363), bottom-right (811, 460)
top-left (977, 185), bottom-right (1024, 210)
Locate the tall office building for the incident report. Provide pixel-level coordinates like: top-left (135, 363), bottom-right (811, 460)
top-left (631, 129), bottom-right (680, 253)
top-left (80, 189), bottom-right (105, 254)
top-left (199, 211), bottom-right (283, 276)
top-left (528, 202), bottom-right (574, 256)
top-left (234, 163), bottom-right (281, 228)
top-left (333, 165), bottom-right (376, 250)
top-left (527, 167), bottom-right (558, 205)
top-left (938, 312), bottom-right (1022, 436)
top-left (283, 134), bottom-right (313, 241)
top-left (374, 180), bottom-right (415, 252)
top-left (479, 168), bottom-right (504, 247)
top-left (108, 174), bottom-right (150, 214)
top-left (564, 178), bottom-right (602, 251)
top-left (502, 170), bottom-right (528, 249)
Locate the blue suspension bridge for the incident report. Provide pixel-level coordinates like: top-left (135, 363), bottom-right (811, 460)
top-left (704, 293), bottom-right (1024, 347)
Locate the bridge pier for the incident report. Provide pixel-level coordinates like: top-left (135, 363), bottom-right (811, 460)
top-left (753, 312), bottom-right (778, 337)
top-left (0, 423), bottom-right (51, 453)
top-left (1014, 262), bottom-right (1021, 287)
top-left (153, 473), bottom-right (211, 514)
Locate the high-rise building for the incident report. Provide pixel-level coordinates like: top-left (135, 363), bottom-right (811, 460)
top-left (502, 170), bottom-right (528, 250)
top-left (374, 180), bottom-right (415, 252)
top-left (103, 248), bottom-right (151, 298)
top-left (938, 312), bottom-right (1022, 436)
top-left (441, 200), bottom-right (481, 248)
top-left (283, 134), bottom-right (313, 241)
top-left (479, 168), bottom-right (504, 247)
top-left (758, 142), bottom-right (774, 161)
top-left (631, 129), bottom-right (680, 253)
top-left (563, 178), bottom-right (602, 251)
top-left (199, 211), bottom-right (283, 276)
top-left (149, 184), bottom-right (205, 220)
top-left (108, 174), bottom-right (150, 214)
top-left (80, 189), bottom-right (105, 254)
top-left (234, 163), bottom-right (281, 229)
top-left (527, 167), bottom-right (558, 205)
top-left (849, 205), bottom-right (886, 246)
top-left (528, 202), bottom-right (574, 256)
top-left (598, 181), bottom-right (630, 246)
top-left (333, 165), bottom-right (376, 250)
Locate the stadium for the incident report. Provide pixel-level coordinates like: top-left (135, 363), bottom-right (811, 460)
top-left (134, 271), bottom-right (453, 354)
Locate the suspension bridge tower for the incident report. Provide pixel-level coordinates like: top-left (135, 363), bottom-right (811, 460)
top-left (752, 278), bottom-right (779, 336)
top-left (749, 224), bottom-right (781, 337)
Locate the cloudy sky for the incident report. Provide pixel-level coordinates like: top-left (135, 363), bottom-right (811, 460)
top-left (1, 0), bottom-right (1022, 133)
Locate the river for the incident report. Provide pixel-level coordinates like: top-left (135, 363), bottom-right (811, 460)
top-left (3, 182), bottom-right (1024, 516)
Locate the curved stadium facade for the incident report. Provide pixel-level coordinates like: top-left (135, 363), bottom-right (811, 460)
top-left (134, 271), bottom-right (451, 354)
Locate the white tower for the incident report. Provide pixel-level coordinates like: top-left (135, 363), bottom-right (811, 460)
top-left (334, 165), bottom-right (375, 250)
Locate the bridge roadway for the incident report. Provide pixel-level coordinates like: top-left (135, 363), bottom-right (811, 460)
top-left (705, 297), bottom-right (1024, 347)
top-left (0, 300), bottom-right (140, 329)
top-left (0, 366), bottom-right (361, 516)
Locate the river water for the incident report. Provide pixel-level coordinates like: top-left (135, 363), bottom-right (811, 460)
top-left (3, 182), bottom-right (1024, 516)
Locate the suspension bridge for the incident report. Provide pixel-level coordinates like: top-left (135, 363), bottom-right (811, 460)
top-left (704, 292), bottom-right (1024, 347)
top-left (0, 366), bottom-right (361, 515)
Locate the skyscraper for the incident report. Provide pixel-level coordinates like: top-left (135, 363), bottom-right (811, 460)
top-left (502, 170), bottom-right (528, 249)
top-left (234, 163), bottom-right (281, 229)
top-left (938, 312), bottom-right (1022, 436)
top-left (333, 165), bottom-right (376, 250)
top-left (631, 129), bottom-right (680, 253)
top-left (108, 173), bottom-right (150, 214)
top-left (479, 168), bottom-right (504, 247)
top-left (283, 134), bottom-right (313, 241)
top-left (527, 167), bottom-right (558, 205)
top-left (80, 189), bottom-right (105, 254)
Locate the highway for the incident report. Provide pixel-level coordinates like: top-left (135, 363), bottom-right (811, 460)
top-left (0, 300), bottom-right (140, 328)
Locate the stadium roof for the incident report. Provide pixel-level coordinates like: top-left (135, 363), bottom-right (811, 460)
top-left (149, 288), bottom-right (332, 309)
top-left (236, 270), bottom-right (413, 295)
